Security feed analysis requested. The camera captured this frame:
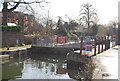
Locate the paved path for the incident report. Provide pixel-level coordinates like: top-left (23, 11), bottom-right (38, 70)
top-left (92, 45), bottom-right (119, 79)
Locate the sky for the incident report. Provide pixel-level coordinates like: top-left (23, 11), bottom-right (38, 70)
top-left (118, 1), bottom-right (120, 23)
top-left (48, 0), bottom-right (119, 25)
top-left (0, 0), bottom-right (119, 25)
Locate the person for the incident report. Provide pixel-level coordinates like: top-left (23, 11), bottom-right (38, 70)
top-left (7, 47), bottom-right (9, 50)
top-left (6, 47), bottom-right (10, 59)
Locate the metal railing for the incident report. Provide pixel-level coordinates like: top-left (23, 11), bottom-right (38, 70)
top-left (32, 35), bottom-right (118, 51)
top-left (32, 36), bottom-right (81, 48)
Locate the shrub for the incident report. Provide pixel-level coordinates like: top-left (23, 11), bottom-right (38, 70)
top-left (24, 35), bottom-right (35, 44)
top-left (0, 25), bottom-right (22, 31)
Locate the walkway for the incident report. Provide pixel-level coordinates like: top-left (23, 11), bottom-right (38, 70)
top-left (0, 45), bottom-right (31, 54)
top-left (92, 45), bottom-right (119, 79)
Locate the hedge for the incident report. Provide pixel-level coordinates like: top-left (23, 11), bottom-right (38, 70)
top-left (0, 25), bottom-right (22, 31)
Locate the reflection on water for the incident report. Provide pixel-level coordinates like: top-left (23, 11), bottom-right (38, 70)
top-left (18, 58), bottom-right (69, 79)
top-left (2, 58), bottom-right (24, 80)
top-left (2, 52), bottom-right (95, 81)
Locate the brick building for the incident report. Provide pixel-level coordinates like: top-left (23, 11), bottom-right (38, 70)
top-left (0, 11), bottom-right (35, 32)
top-left (0, 11), bottom-right (36, 47)
top-left (2, 31), bottom-right (24, 47)
top-left (0, 11), bottom-right (44, 47)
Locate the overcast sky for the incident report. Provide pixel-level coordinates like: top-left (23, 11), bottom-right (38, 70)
top-left (48, 0), bottom-right (119, 25)
top-left (0, 0), bottom-right (119, 25)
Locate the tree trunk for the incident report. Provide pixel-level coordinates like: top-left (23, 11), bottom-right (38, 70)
top-left (2, 11), bottom-right (8, 25)
top-left (2, 2), bottom-right (8, 25)
top-left (88, 21), bottom-right (90, 35)
top-left (87, 8), bottom-right (90, 35)
top-left (2, 2), bottom-right (20, 25)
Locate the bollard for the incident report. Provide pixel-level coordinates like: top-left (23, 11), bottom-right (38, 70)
top-left (111, 36), bottom-right (113, 47)
top-left (106, 39), bottom-right (110, 50)
top-left (94, 37), bottom-right (96, 56)
top-left (98, 37), bottom-right (100, 54)
top-left (104, 37), bottom-right (107, 51)
top-left (80, 37), bottom-right (83, 55)
top-left (112, 36), bottom-right (115, 47)
top-left (101, 37), bottom-right (103, 52)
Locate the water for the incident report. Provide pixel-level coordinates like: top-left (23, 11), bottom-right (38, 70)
top-left (2, 50), bottom-right (95, 81)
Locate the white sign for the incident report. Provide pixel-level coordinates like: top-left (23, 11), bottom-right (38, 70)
top-left (8, 23), bottom-right (17, 26)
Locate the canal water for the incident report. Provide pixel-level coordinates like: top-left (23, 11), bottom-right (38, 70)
top-left (2, 49), bottom-right (95, 81)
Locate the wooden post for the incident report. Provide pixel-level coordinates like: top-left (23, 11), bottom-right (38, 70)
top-left (101, 37), bottom-right (103, 52)
top-left (111, 36), bottom-right (113, 47)
top-left (106, 38), bottom-right (110, 50)
top-left (112, 36), bottom-right (115, 47)
top-left (94, 37), bottom-right (96, 56)
top-left (104, 37), bottom-right (107, 51)
top-left (80, 37), bottom-right (83, 55)
top-left (98, 37), bottom-right (100, 54)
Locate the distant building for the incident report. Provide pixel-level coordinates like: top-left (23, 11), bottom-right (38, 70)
top-left (74, 25), bottom-right (88, 35)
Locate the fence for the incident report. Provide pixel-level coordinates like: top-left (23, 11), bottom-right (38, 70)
top-left (79, 36), bottom-right (118, 56)
top-left (32, 36), bottom-right (81, 48)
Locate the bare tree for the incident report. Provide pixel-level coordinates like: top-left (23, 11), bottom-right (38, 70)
top-left (97, 25), bottom-right (107, 37)
top-left (79, 2), bottom-right (98, 35)
top-left (2, 0), bottom-right (47, 25)
top-left (107, 17), bottom-right (118, 36)
top-left (40, 8), bottom-right (55, 35)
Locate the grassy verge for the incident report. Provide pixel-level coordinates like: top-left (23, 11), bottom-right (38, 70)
top-left (0, 45), bottom-right (31, 51)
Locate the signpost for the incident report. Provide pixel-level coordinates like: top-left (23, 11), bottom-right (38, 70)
top-left (85, 45), bottom-right (92, 51)
top-left (57, 37), bottom-right (67, 43)
top-left (85, 36), bottom-right (92, 51)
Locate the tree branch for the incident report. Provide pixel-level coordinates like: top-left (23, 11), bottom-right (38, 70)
top-left (14, 1), bottom-right (48, 4)
top-left (8, 2), bottom-right (20, 12)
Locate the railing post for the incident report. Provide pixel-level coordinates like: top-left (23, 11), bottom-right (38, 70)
top-left (80, 37), bottom-right (83, 55)
top-left (101, 37), bottom-right (103, 52)
top-left (98, 37), bottom-right (100, 54)
top-left (94, 37), bottom-right (96, 56)
top-left (112, 36), bottom-right (115, 47)
top-left (106, 37), bottom-right (110, 50)
top-left (104, 36), bottom-right (107, 51)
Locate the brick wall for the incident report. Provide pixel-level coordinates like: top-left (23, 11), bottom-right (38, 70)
top-left (2, 31), bottom-right (24, 47)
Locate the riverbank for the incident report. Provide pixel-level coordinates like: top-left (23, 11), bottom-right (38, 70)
top-left (0, 45), bottom-right (31, 60)
top-left (0, 45), bottom-right (31, 51)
